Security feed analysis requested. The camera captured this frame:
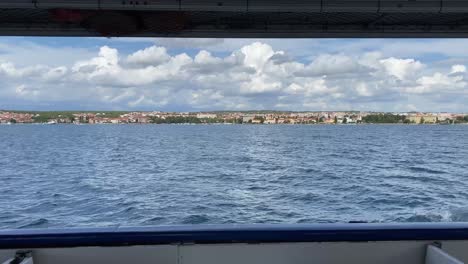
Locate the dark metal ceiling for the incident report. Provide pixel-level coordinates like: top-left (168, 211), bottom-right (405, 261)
top-left (2, 0), bottom-right (468, 37)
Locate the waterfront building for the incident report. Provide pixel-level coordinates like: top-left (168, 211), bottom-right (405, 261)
top-left (408, 115), bottom-right (438, 124)
top-left (242, 115), bottom-right (255, 123)
top-left (197, 113), bottom-right (217, 119)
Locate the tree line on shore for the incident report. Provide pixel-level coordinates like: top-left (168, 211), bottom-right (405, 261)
top-left (362, 114), bottom-right (409, 124)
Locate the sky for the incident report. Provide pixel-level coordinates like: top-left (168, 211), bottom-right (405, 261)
top-left (1, 37), bottom-right (468, 112)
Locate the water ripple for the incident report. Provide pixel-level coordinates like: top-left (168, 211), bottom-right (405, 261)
top-left (0, 124), bottom-right (467, 228)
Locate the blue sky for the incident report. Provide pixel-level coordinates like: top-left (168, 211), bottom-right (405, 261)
top-left (1, 37), bottom-right (468, 112)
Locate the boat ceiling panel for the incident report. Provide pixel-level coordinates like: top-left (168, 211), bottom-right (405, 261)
top-left (1, 0), bottom-right (468, 37)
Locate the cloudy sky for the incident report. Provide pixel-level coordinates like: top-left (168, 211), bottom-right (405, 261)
top-left (1, 37), bottom-right (468, 112)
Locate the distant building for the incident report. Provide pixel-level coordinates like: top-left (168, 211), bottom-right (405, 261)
top-left (277, 118), bottom-right (286, 124)
top-left (137, 117), bottom-right (149, 123)
top-left (196, 113), bottom-right (217, 119)
top-left (264, 118), bottom-right (276, 124)
top-left (408, 115), bottom-right (438, 124)
top-left (251, 119), bottom-right (262, 124)
top-left (346, 118), bottom-right (356, 124)
top-left (323, 118), bottom-right (335, 124)
top-left (242, 115), bottom-right (255, 123)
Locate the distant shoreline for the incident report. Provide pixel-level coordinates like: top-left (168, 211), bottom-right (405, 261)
top-left (2, 110), bottom-right (467, 125)
top-left (2, 123), bottom-right (468, 126)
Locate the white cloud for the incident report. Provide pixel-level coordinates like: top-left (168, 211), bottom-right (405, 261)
top-left (1, 39), bottom-right (468, 112)
top-left (451, 64), bottom-right (466, 74)
top-left (406, 72), bottom-right (466, 94)
top-left (301, 54), bottom-right (361, 76)
top-left (379, 57), bottom-right (424, 80)
top-left (194, 50), bottom-right (222, 65)
top-left (355, 82), bottom-right (373, 97)
top-left (0, 62), bottom-right (49, 78)
top-left (127, 46), bottom-right (170, 66)
top-left (240, 42), bottom-right (279, 71)
top-left (43, 66), bottom-right (68, 81)
top-left (73, 46), bottom-right (119, 75)
top-left (14, 84), bottom-right (40, 98)
top-left (240, 75), bottom-right (282, 95)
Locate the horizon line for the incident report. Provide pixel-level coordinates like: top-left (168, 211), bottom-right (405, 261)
top-left (1, 109), bottom-right (467, 114)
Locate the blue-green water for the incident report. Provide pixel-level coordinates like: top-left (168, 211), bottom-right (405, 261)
top-left (1, 124), bottom-right (468, 229)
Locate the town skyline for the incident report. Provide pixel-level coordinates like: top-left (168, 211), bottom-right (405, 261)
top-left (2, 109), bottom-right (468, 125)
top-left (2, 109), bottom-right (468, 114)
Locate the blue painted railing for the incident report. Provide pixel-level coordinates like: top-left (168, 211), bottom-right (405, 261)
top-left (2, 223), bottom-right (468, 249)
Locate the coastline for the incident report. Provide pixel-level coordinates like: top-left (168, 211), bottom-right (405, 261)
top-left (2, 123), bottom-right (468, 126)
top-left (2, 110), bottom-right (467, 126)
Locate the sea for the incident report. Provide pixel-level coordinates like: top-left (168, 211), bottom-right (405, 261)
top-left (1, 124), bottom-right (468, 229)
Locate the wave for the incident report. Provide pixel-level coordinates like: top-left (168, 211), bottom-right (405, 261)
top-left (141, 216), bottom-right (165, 225)
top-left (449, 207), bottom-right (468, 221)
top-left (247, 186), bottom-right (269, 191)
top-left (18, 218), bottom-right (49, 229)
top-left (407, 166), bottom-right (447, 175)
top-left (182, 214), bottom-right (210, 224)
top-left (401, 214), bottom-right (446, 222)
top-left (295, 192), bottom-right (322, 202)
top-left (398, 207), bottom-right (468, 222)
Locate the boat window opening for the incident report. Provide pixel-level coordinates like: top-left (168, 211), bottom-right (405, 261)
top-left (0, 36), bottom-right (467, 230)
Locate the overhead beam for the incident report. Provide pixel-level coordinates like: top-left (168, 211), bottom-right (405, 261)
top-left (1, 0), bottom-right (468, 37)
top-left (2, 0), bottom-right (468, 12)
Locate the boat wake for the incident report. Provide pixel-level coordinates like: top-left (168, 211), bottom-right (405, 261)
top-left (396, 207), bottom-right (468, 223)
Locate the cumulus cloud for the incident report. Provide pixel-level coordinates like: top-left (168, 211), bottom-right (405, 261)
top-left (126, 46), bottom-right (170, 66)
top-left (1, 40), bottom-right (468, 112)
top-left (298, 54), bottom-right (362, 77)
top-left (405, 73), bottom-right (466, 94)
top-left (379, 57), bottom-right (424, 81)
top-left (451, 64), bottom-right (466, 74)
